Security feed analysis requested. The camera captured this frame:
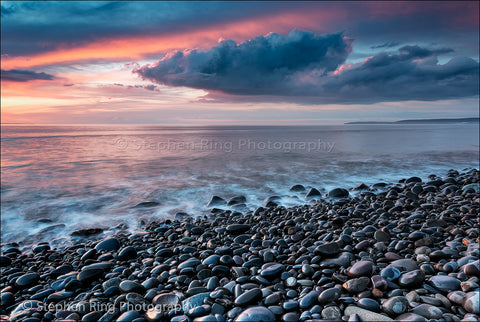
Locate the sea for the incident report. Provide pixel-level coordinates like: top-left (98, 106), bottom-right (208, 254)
top-left (1, 123), bottom-right (478, 248)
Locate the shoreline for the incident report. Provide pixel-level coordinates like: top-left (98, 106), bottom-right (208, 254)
top-left (1, 168), bottom-right (479, 321)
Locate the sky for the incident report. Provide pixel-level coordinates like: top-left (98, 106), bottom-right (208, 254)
top-left (1, 1), bottom-right (479, 125)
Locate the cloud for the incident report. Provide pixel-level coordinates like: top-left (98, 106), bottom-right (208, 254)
top-left (136, 31), bottom-right (479, 104)
top-left (371, 41), bottom-right (400, 49)
top-left (321, 47), bottom-right (478, 103)
top-left (136, 30), bottom-right (352, 95)
top-left (1, 69), bottom-right (55, 82)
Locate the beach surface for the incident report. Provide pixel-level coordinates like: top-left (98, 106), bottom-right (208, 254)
top-left (1, 168), bottom-right (479, 321)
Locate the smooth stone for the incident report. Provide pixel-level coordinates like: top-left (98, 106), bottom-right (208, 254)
top-left (380, 267), bottom-right (401, 281)
top-left (178, 258), bottom-right (201, 269)
top-left (15, 273), bottom-right (40, 288)
top-left (203, 255), bottom-right (220, 266)
top-left (226, 224), bottom-right (251, 235)
top-left (153, 293), bottom-right (180, 306)
top-left (371, 275), bottom-right (388, 291)
top-left (95, 238), bottom-right (121, 252)
top-left (182, 292), bottom-right (210, 311)
top-left (328, 188), bottom-right (349, 198)
top-left (464, 260), bottom-right (480, 276)
top-left (374, 230), bottom-right (390, 242)
top-left (318, 288), bottom-right (340, 304)
top-left (428, 275), bottom-right (461, 292)
top-left (299, 290), bottom-right (319, 309)
top-left (283, 300), bottom-right (299, 311)
top-left (81, 262), bottom-right (112, 271)
top-left (314, 242), bottom-right (340, 257)
top-left (282, 312), bottom-right (299, 322)
top-left (264, 293), bottom-right (281, 306)
top-left (343, 277), bottom-right (370, 293)
top-left (447, 291), bottom-right (466, 305)
top-left (388, 259), bottom-right (418, 272)
top-left (0, 255), bottom-right (12, 267)
top-left (187, 304), bottom-right (211, 317)
top-left (1, 292), bottom-right (15, 306)
top-left (117, 246), bottom-right (137, 261)
top-left (78, 269), bottom-right (103, 284)
top-left (234, 306), bottom-right (276, 322)
top-left (357, 298), bottom-right (380, 312)
top-left (194, 315), bottom-right (217, 322)
top-left (260, 263), bottom-right (285, 278)
top-left (463, 291), bottom-right (480, 314)
top-left (235, 288), bottom-right (262, 307)
top-left (117, 311), bottom-right (141, 322)
top-left (305, 188), bottom-right (321, 199)
top-left (398, 270), bottom-right (425, 287)
top-left (412, 304), bottom-right (443, 319)
top-left (82, 311), bottom-right (102, 322)
top-left (344, 306), bottom-right (393, 321)
top-left (207, 196), bottom-right (226, 207)
top-left (228, 195), bottom-right (247, 205)
top-left (395, 313), bottom-right (428, 321)
top-left (285, 277), bottom-right (297, 287)
top-left (119, 281), bottom-right (145, 294)
top-left (290, 185), bottom-right (305, 192)
top-left (348, 261), bottom-right (375, 277)
top-left (382, 296), bottom-right (409, 316)
top-left (321, 306), bottom-right (342, 320)
top-left (145, 308), bottom-right (163, 322)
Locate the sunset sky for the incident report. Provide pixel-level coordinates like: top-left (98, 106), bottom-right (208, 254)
top-left (1, 1), bottom-right (479, 125)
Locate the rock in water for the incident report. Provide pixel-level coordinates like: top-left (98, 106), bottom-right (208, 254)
top-left (290, 184), bottom-right (305, 192)
top-left (328, 188), bottom-right (349, 198)
top-left (305, 188), bottom-right (321, 199)
top-left (134, 201), bottom-right (160, 208)
top-left (207, 196), bottom-right (226, 207)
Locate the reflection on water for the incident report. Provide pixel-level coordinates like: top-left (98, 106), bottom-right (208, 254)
top-left (1, 124), bottom-right (478, 247)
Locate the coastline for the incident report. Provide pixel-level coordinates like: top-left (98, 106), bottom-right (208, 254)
top-left (1, 168), bottom-right (479, 321)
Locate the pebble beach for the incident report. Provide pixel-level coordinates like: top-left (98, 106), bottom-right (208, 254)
top-left (1, 168), bottom-right (479, 322)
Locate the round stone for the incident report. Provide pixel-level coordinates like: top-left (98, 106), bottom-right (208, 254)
top-left (382, 296), bottom-right (409, 316)
top-left (380, 267), bottom-right (401, 281)
top-left (235, 306), bottom-right (276, 322)
top-left (226, 224), bottom-right (251, 235)
top-left (119, 281), bottom-right (146, 294)
top-left (95, 238), bottom-right (121, 252)
top-left (463, 291), bottom-right (480, 314)
top-left (117, 246), bottom-right (137, 261)
top-left (318, 288), bottom-right (340, 304)
top-left (398, 270), bottom-right (425, 288)
top-left (299, 290), bottom-right (319, 309)
top-left (428, 275), bottom-right (461, 292)
top-left (348, 261), bottom-right (375, 277)
top-left (235, 289), bottom-right (262, 307)
top-left (260, 263), bottom-right (285, 278)
top-left (321, 306), bottom-right (342, 320)
top-left (15, 273), bottom-right (40, 288)
top-left (358, 298), bottom-right (380, 312)
top-left (343, 277), bottom-right (370, 293)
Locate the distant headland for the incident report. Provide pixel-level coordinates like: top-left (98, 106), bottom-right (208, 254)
top-left (345, 117), bottom-right (479, 124)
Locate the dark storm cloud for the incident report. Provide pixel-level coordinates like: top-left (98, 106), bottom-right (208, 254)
top-left (137, 31), bottom-right (479, 104)
top-left (371, 41), bottom-right (401, 49)
top-left (320, 50), bottom-right (479, 103)
top-left (136, 30), bottom-right (351, 95)
top-left (1, 69), bottom-right (55, 82)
